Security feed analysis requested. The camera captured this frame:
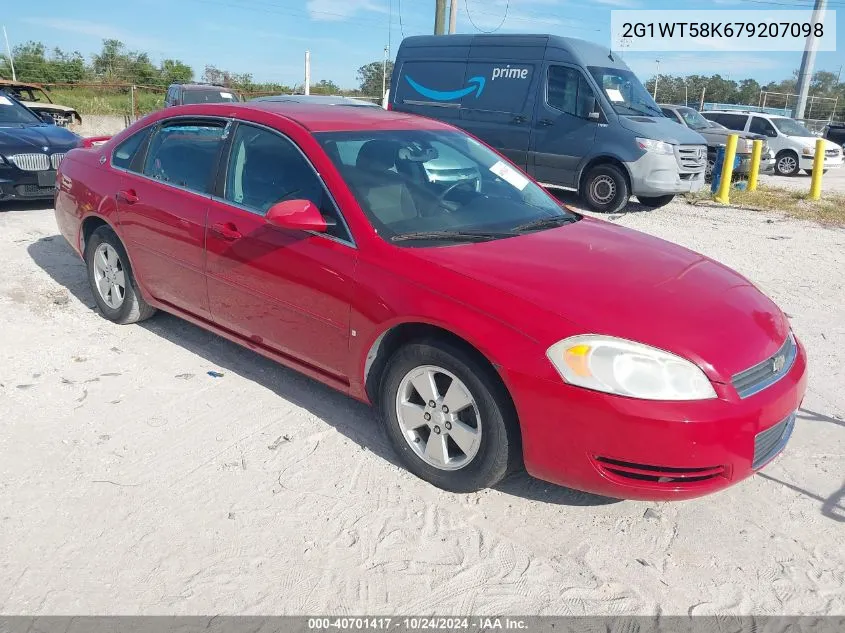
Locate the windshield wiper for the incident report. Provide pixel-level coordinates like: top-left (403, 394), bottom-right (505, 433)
top-left (391, 230), bottom-right (513, 243)
top-left (513, 215), bottom-right (578, 232)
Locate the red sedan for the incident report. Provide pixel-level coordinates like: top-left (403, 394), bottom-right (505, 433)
top-left (54, 103), bottom-right (807, 500)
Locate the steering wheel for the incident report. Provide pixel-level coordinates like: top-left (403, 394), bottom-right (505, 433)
top-left (436, 178), bottom-right (477, 204)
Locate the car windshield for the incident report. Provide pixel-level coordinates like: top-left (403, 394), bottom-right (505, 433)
top-left (677, 107), bottom-right (710, 130)
top-left (316, 130), bottom-right (579, 245)
top-left (588, 66), bottom-right (663, 117)
top-left (0, 93), bottom-right (42, 125)
top-left (772, 117), bottom-right (814, 137)
top-left (181, 89), bottom-right (239, 105)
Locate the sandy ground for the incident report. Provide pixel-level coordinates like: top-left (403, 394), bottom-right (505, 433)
top-left (0, 201), bottom-right (843, 616)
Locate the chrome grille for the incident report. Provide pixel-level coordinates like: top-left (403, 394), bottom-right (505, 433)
top-left (8, 153), bottom-right (50, 171)
top-left (825, 148), bottom-right (840, 158)
top-left (753, 412), bottom-right (795, 469)
top-left (50, 153), bottom-right (67, 169)
top-left (732, 333), bottom-right (797, 399)
top-left (675, 145), bottom-right (706, 171)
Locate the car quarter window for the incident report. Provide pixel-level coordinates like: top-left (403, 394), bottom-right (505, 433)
top-left (547, 66), bottom-right (596, 118)
top-left (112, 127), bottom-right (152, 171)
top-left (749, 116), bottom-right (777, 136)
top-left (224, 123), bottom-right (351, 242)
top-left (142, 120), bottom-right (226, 193)
top-left (661, 108), bottom-right (681, 122)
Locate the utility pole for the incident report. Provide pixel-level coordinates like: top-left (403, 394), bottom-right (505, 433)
top-left (795, 0), bottom-right (827, 120)
top-left (304, 50), bottom-right (311, 95)
top-left (434, 0), bottom-right (447, 34)
top-left (653, 59), bottom-right (660, 100)
top-left (2, 26), bottom-right (16, 81)
top-left (448, 0), bottom-right (458, 34)
top-left (382, 45), bottom-right (389, 99)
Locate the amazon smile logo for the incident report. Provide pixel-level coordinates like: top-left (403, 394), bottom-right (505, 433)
top-left (405, 75), bottom-right (486, 101)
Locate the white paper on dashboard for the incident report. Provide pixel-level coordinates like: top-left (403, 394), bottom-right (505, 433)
top-left (605, 88), bottom-right (624, 102)
top-left (489, 161), bottom-right (529, 191)
top-left (220, 92), bottom-right (233, 99)
top-left (0, 96), bottom-right (13, 106)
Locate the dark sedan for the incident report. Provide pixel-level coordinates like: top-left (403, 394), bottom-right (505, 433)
top-left (0, 92), bottom-right (81, 202)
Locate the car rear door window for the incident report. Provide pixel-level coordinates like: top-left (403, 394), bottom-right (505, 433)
top-left (749, 116), bottom-right (777, 137)
top-left (224, 123), bottom-right (351, 242)
top-left (143, 121), bottom-right (226, 193)
top-left (112, 127), bottom-right (152, 171)
top-left (547, 66), bottom-right (595, 119)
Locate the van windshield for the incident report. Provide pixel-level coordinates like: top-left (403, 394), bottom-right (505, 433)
top-left (316, 130), bottom-right (579, 246)
top-left (588, 66), bottom-right (663, 118)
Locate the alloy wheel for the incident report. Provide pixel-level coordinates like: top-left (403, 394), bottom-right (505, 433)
top-left (92, 243), bottom-right (126, 310)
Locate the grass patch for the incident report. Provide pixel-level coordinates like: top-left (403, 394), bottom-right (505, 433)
top-left (685, 186), bottom-right (845, 227)
top-left (46, 88), bottom-right (164, 116)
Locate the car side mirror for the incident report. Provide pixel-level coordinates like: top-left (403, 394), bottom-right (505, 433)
top-left (40, 113), bottom-right (55, 124)
top-left (588, 111), bottom-right (600, 121)
top-left (265, 199), bottom-right (328, 233)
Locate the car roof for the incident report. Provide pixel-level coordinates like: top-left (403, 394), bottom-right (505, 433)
top-left (176, 83), bottom-right (231, 90)
top-left (0, 79), bottom-right (44, 90)
top-left (149, 102), bottom-right (453, 133)
top-left (251, 94), bottom-right (379, 106)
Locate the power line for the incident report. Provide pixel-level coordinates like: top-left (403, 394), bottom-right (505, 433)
top-left (464, 0), bottom-right (509, 33)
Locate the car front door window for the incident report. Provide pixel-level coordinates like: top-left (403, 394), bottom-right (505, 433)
top-left (224, 123), bottom-right (351, 242)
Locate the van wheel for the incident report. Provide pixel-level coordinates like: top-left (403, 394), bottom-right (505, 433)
top-left (637, 194), bottom-right (675, 208)
top-left (379, 340), bottom-right (520, 493)
top-left (775, 151), bottom-right (799, 176)
top-left (582, 164), bottom-right (629, 213)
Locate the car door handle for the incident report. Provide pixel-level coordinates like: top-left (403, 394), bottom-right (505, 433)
top-left (512, 115), bottom-right (527, 124)
top-left (538, 119), bottom-right (555, 127)
top-left (116, 189), bottom-right (139, 204)
top-left (210, 222), bottom-right (242, 241)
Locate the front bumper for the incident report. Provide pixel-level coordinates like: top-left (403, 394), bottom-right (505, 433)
top-left (0, 168), bottom-right (58, 201)
top-left (799, 154), bottom-right (844, 170)
top-left (510, 338), bottom-right (807, 501)
top-left (627, 152), bottom-right (706, 196)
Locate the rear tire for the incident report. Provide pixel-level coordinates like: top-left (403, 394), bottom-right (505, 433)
top-left (85, 225), bottom-right (156, 324)
top-left (379, 340), bottom-right (520, 493)
top-left (581, 164), bottom-right (629, 214)
top-left (637, 194), bottom-right (675, 208)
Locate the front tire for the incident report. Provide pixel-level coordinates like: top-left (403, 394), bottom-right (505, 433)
top-left (379, 340), bottom-right (520, 493)
top-left (637, 194), bottom-right (675, 208)
top-left (775, 151), bottom-right (799, 176)
top-left (85, 225), bottom-right (156, 324)
top-left (581, 164), bottom-right (630, 214)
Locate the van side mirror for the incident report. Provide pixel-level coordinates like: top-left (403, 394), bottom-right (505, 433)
top-left (266, 199), bottom-right (328, 233)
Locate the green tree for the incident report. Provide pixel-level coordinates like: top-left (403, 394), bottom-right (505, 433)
top-left (160, 59), bottom-right (193, 85)
top-left (356, 60), bottom-right (394, 96)
top-left (311, 79), bottom-right (340, 94)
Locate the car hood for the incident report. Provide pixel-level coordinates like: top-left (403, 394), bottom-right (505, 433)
top-left (619, 115), bottom-right (707, 145)
top-left (411, 218), bottom-right (789, 382)
top-left (21, 102), bottom-right (79, 114)
top-left (0, 123), bottom-right (80, 153)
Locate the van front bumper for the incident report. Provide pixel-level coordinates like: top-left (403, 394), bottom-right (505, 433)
top-left (626, 153), bottom-right (706, 196)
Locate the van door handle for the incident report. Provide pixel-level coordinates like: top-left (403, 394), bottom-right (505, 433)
top-left (512, 115), bottom-right (527, 124)
top-left (116, 189), bottom-right (139, 204)
top-left (211, 222), bottom-right (242, 241)
top-left (538, 119), bottom-right (555, 127)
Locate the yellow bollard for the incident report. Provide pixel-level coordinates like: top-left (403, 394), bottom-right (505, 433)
top-left (747, 139), bottom-right (763, 192)
top-left (714, 133), bottom-right (739, 204)
top-left (809, 137), bottom-right (825, 201)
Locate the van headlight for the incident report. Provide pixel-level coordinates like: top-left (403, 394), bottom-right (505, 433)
top-left (547, 335), bottom-right (717, 401)
top-left (636, 138), bottom-right (674, 155)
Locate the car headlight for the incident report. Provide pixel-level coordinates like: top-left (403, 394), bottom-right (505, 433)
top-left (802, 146), bottom-right (814, 156)
top-left (546, 334), bottom-right (717, 401)
top-left (636, 137), bottom-right (674, 155)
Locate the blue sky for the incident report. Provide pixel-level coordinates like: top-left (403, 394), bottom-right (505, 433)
top-left (5, 0), bottom-right (844, 89)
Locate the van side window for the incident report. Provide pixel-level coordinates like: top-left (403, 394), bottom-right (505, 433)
top-left (749, 116), bottom-right (777, 137)
top-left (547, 66), bottom-right (595, 119)
top-left (714, 113), bottom-right (748, 131)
